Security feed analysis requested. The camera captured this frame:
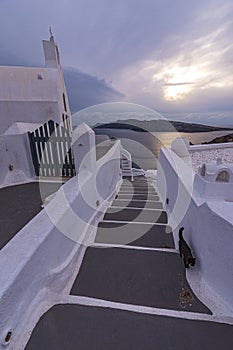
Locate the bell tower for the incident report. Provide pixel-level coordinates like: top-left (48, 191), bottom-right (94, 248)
top-left (42, 27), bottom-right (61, 68)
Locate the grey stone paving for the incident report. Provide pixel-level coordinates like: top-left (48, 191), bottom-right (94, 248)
top-left (103, 207), bottom-right (167, 223)
top-left (112, 199), bottom-right (163, 209)
top-left (121, 183), bottom-right (153, 187)
top-left (0, 182), bottom-right (62, 249)
top-left (120, 187), bottom-right (157, 193)
top-left (25, 175), bottom-right (232, 349)
top-left (70, 247), bottom-right (210, 314)
top-left (116, 193), bottom-right (160, 201)
top-left (95, 222), bottom-right (174, 248)
top-left (25, 304), bottom-right (233, 350)
top-left (107, 179), bottom-right (165, 222)
top-left (119, 188), bottom-right (156, 194)
top-left (123, 175), bottom-right (147, 181)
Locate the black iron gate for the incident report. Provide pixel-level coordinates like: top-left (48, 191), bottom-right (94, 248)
top-left (28, 120), bottom-right (76, 177)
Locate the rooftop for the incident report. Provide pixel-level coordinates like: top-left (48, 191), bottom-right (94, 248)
top-left (190, 143), bottom-right (233, 172)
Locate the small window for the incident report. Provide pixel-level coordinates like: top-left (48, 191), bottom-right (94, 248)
top-left (201, 164), bottom-right (206, 177)
top-left (215, 171), bottom-right (230, 183)
top-left (66, 115), bottom-right (71, 130)
top-left (63, 93), bottom-right (67, 112)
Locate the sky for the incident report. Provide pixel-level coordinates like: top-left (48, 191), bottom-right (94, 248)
top-left (0, 0), bottom-right (233, 126)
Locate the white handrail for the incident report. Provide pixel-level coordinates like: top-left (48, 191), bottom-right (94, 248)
top-left (120, 146), bottom-right (133, 180)
top-left (121, 146), bottom-right (132, 164)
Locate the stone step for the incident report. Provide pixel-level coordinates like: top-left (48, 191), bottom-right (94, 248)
top-left (122, 179), bottom-right (148, 184)
top-left (119, 188), bottom-right (157, 194)
top-left (122, 181), bottom-right (150, 186)
top-left (95, 222), bottom-right (174, 248)
top-left (112, 199), bottom-right (163, 209)
top-left (121, 181), bottom-right (153, 185)
top-left (121, 172), bottom-right (133, 177)
top-left (25, 304), bottom-right (233, 350)
top-left (103, 207), bottom-right (167, 224)
top-left (122, 179), bottom-right (152, 184)
top-left (116, 193), bottom-right (160, 201)
top-left (120, 185), bottom-right (155, 190)
top-left (123, 175), bottom-right (147, 180)
top-left (70, 247), bottom-right (210, 314)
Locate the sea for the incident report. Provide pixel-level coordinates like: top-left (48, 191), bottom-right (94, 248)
top-left (94, 129), bottom-right (232, 169)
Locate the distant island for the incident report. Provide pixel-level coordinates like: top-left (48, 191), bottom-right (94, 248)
top-left (94, 119), bottom-right (233, 133)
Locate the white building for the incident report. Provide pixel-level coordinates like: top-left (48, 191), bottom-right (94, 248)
top-left (0, 32), bottom-right (71, 135)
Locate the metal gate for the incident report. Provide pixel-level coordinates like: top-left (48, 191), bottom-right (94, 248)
top-left (28, 120), bottom-right (76, 178)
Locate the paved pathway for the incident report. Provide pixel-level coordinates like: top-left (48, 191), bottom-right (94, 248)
top-left (26, 304), bottom-right (233, 350)
top-left (0, 182), bottom-right (62, 250)
top-left (25, 176), bottom-right (233, 349)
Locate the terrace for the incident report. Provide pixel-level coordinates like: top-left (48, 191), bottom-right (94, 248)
top-left (0, 130), bottom-right (233, 349)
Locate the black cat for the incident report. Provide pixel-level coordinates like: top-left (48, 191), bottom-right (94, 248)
top-left (178, 227), bottom-right (196, 268)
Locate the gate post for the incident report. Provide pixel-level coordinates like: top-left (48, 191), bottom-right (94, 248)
top-left (72, 123), bottom-right (96, 175)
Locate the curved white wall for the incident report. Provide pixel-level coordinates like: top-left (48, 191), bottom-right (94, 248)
top-left (157, 147), bottom-right (233, 314)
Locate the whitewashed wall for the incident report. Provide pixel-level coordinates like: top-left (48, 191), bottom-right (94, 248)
top-left (157, 147), bottom-right (233, 314)
top-left (0, 100), bottom-right (61, 134)
top-left (0, 133), bottom-right (35, 186)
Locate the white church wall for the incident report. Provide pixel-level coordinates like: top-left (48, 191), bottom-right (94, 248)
top-left (42, 38), bottom-right (72, 130)
top-left (0, 37), bottom-right (72, 135)
top-left (4, 122), bottom-right (42, 135)
top-left (0, 67), bottom-right (59, 101)
top-left (0, 101), bottom-right (60, 134)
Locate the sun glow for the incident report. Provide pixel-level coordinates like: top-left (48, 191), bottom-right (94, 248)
top-left (164, 82), bottom-right (193, 101)
top-left (113, 23), bottom-right (233, 105)
top-left (153, 65), bottom-right (211, 101)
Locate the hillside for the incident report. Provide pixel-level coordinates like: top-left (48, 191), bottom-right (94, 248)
top-left (94, 119), bottom-right (233, 133)
top-left (203, 133), bottom-right (233, 144)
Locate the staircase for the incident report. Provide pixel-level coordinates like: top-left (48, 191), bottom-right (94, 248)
top-left (26, 176), bottom-right (233, 350)
top-left (121, 147), bottom-right (145, 178)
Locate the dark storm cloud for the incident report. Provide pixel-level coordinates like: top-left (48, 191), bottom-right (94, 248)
top-left (63, 68), bottom-right (124, 113)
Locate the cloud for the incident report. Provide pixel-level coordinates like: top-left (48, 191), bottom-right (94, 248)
top-left (0, 0), bottom-right (233, 125)
top-left (0, 0), bottom-right (206, 76)
top-left (112, 2), bottom-right (233, 120)
top-left (63, 68), bottom-right (124, 113)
